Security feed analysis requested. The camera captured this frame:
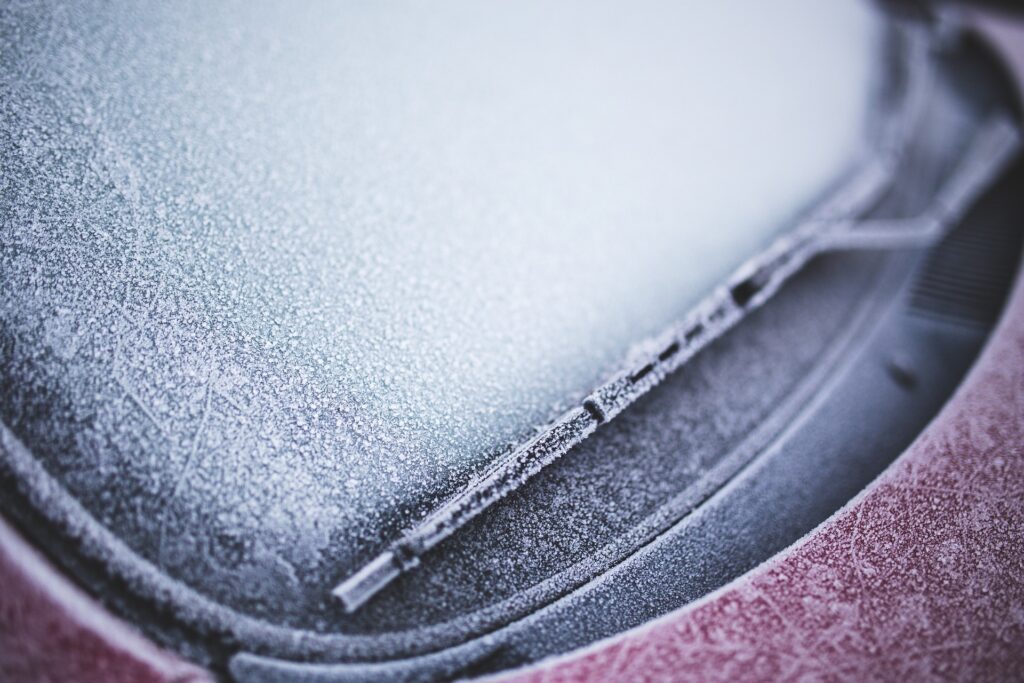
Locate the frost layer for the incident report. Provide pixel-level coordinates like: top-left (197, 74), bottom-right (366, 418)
top-left (0, 0), bottom-right (873, 613)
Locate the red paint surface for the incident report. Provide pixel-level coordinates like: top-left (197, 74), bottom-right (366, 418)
top-left (0, 517), bottom-right (212, 683)
top-left (494, 261), bottom-right (1024, 682)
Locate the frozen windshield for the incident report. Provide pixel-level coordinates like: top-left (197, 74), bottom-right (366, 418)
top-left (1, 0), bottom-right (875, 576)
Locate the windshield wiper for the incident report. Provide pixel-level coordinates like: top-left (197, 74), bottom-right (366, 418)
top-left (332, 29), bottom-right (1021, 613)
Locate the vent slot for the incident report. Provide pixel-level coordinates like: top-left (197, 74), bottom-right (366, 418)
top-left (909, 163), bottom-right (1024, 326)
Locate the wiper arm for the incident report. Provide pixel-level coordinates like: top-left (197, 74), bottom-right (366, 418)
top-left (332, 22), bottom-right (1021, 612)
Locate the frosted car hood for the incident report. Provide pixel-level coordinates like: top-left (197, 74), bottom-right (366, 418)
top-left (1, 0), bottom-right (874, 617)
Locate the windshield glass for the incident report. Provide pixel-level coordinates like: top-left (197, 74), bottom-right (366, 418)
top-left (1, 0), bottom-right (875, 578)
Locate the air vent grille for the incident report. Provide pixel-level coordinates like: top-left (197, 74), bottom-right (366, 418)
top-left (910, 163), bottom-right (1024, 326)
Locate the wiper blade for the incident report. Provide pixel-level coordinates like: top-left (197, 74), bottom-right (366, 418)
top-left (333, 34), bottom-right (1021, 614)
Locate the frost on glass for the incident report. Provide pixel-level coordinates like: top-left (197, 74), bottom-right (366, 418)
top-left (0, 0), bottom-right (875, 586)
